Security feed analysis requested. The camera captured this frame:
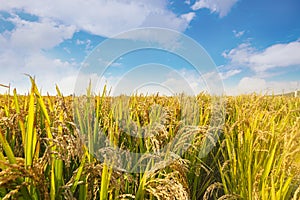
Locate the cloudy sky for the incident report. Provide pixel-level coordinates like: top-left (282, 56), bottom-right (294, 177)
top-left (0, 0), bottom-right (299, 95)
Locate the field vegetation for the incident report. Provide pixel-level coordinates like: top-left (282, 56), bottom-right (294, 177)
top-left (0, 77), bottom-right (299, 199)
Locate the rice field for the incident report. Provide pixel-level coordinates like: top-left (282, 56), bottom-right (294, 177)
top-left (0, 77), bottom-right (299, 200)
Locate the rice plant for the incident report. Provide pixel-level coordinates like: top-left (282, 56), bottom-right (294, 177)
top-left (0, 78), bottom-right (299, 199)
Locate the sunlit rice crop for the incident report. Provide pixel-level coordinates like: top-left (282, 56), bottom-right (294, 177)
top-left (0, 78), bottom-right (299, 199)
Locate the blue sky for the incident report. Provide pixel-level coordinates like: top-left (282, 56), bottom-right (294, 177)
top-left (0, 0), bottom-right (299, 95)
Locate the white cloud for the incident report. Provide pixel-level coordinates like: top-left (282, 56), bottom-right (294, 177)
top-left (184, 0), bottom-right (191, 5)
top-left (0, 0), bottom-right (194, 38)
top-left (249, 41), bottom-right (300, 72)
top-left (0, 51), bottom-right (79, 95)
top-left (237, 77), bottom-right (266, 94)
top-left (97, 58), bottom-right (123, 68)
top-left (0, 25), bottom-right (79, 95)
top-left (220, 69), bottom-right (241, 79)
top-left (225, 77), bottom-right (299, 95)
top-left (8, 18), bottom-right (76, 53)
top-left (0, 13), bottom-right (78, 94)
top-left (222, 43), bottom-right (253, 65)
top-left (233, 30), bottom-right (244, 38)
top-left (180, 12), bottom-right (196, 24)
top-left (191, 0), bottom-right (238, 17)
top-left (223, 40), bottom-right (300, 73)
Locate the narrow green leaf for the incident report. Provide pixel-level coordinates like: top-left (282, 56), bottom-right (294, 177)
top-left (0, 129), bottom-right (16, 164)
